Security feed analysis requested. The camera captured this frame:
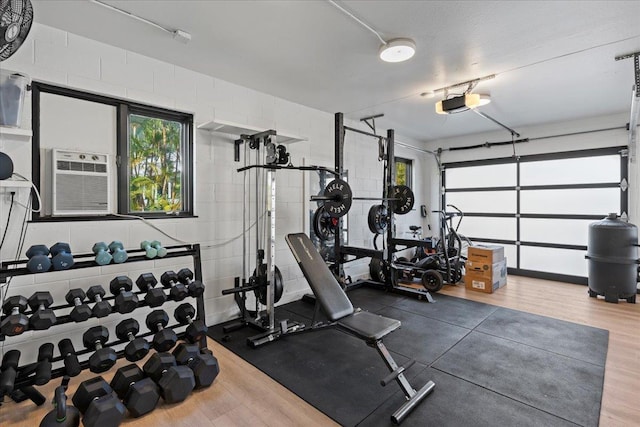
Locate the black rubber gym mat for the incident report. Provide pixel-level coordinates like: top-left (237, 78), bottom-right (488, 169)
top-left (390, 292), bottom-right (498, 329)
top-left (358, 368), bottom-right (580, 427)
top-left (475, 307), bottom-right (609, 366)
top-left (432, 331), bottom-right (605, 427)
top-left (211, 288), bottom-right (608, 427)
top-left (213, 317), bottom-right (420, 426)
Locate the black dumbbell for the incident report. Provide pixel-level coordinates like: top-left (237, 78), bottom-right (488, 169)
top-left (109, 276), bottom-right (139, 314)
top-left (135, 273), bottom-right (166, 307)
top-left (142, 352), bottom-right (195, 404)
top-left (58, 338), bottom-right (81, 377)
top-left (115, 319), bottom-right (150, 362)
top-left (83, 326), bottom-right (117, 373)
top-left (72, 376), bottom-right (125, 427)
top-left (92, 241), bottom-right (113, 265)
top-left (172, 343), bottom-right (219, 389)
top-left (177, 268), bottom-right (205, 297)
top-left (110, 364), bottom-right (160, 418)
top-left (28, 291), bottom-right (57, 330)
top-left (145, 310), bottom-right (178, 352)
top-left (86, 285), bottom-right (112, 318)
top-left (0, 295), bottom-right (29, 336)
top-left (160, 270), bottom-right (188, 301)
top-left (0, 350), bottom-right (20, 402)
top-left (33, 343), bottom-right (55, 386)
top-left (50, 242), bottom-right (74, 270)
top-left (65, 288), bottom-right (92, 322)
top-left (174, 303), bottom-right (208, 344)
top-left (26, 244), bottom-right (51, 273)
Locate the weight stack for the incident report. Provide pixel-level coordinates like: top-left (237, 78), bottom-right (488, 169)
top-left (585, 213), bottom-right (639, 303)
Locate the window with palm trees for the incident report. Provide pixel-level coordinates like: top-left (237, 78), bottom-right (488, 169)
top-left (129, 114), bottom-right (183, 213)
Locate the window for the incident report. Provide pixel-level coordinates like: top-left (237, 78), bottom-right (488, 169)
top-left (32, 82), bottom-right (193, 219)
top-left (395, 157), bottom-right (412, 187)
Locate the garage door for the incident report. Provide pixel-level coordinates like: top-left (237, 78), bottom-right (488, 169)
top-left (443, 147), bottom-right (628, 284)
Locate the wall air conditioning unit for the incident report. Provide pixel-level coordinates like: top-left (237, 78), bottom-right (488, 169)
top-left (52, 149), bottom-right (110, 216)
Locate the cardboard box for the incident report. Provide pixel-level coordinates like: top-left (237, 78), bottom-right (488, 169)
top-left (467, 244), bottom-right (505, 263)
top-left (464, 258), bottom-right (507, 293)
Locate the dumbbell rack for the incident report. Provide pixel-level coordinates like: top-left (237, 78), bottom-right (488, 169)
top-left (0, 243), bottom-right (207, 405)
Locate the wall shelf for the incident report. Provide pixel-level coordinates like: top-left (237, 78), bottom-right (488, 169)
top-left (197, 118), bottom-right (307, 144)
top-left (0, 126), bottom-right (32, 138)
top-left (0, 179), bottom-right (32, 188)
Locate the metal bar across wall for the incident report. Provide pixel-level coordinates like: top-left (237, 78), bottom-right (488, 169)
top-left (442, 146), bottom-right (627, 284)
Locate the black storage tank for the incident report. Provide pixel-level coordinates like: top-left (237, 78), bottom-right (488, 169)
top-left (586, 213), bottom-right (638, 303)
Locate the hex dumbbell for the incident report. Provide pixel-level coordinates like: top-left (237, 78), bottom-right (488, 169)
top-left (58, 338), bottom-right (81, 377)
top-left (28, 291), bottom-right (57, 330)
top-left (50, 242), bottom-right (74, 270)
top-left (83, 326), bottom-right (117, 373)
top-left (72, 376), bottom-right (125, 427)
top-left (145, 310), bottom-right (178, 352)
top-left (150, 241), bottom-right (167, 258)
top-left (0, 295), bottom-right (29, 336)
top-left (115, 319), bottom-right (150, 362)
top-left (25, 244), bottom-right (51, 273)
top-left (108, 241), bottom-right (128, 263)
top-left (135, 273), bottom-right (166, 307)
top-left (177, 267), bottom-right (205, 297)
top-left (92, 242), bottom-right (113, 265)
top-left (160, 271), bottom-right (188, 301)
top-left (110, 364), bottom-right (160, 418)
top-left (172, 343), bottom-right (219, 389)
top-left (86, 285), bottom-right (112, 318)
top-left (174, 303), bottom-right (208, 344)
top-left (109, 276), bottom-right (139, 314)
top-left (140, 240), bottom-right (157, 259)
top-left (34, 343), bottom-right (54, 386)
top-left (65, 288), bottom-right (92, 322)
top-left (142, 352), bottom-right (195, 404)
top-left (0, 350), bottom-right (20, 402)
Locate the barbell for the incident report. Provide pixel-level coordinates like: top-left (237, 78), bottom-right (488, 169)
top-left (311, 178), bottom-right (414, 218)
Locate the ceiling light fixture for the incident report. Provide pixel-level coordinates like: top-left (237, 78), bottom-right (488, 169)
top-left (89, 0), bottom-right (191, 43)
top-left (435, 93), bottom-right (491, 114)
top-left (327, 0), bottom-right (415, 63)
top-left (379, 38), bottom-right (416, 63)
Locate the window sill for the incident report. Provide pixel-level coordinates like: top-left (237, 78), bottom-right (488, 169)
top-left (31, 213), bottom-right (198, 222)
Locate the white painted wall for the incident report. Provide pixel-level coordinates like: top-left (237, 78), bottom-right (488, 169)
top-left (0, 23), bottom-right (429, 363)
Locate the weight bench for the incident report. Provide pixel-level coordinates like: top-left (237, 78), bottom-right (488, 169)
top-left (286, 233), bottom-right (435, 425)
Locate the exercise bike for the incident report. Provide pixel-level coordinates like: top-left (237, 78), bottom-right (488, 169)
top-left (394, 205), bottom-right (471, 292)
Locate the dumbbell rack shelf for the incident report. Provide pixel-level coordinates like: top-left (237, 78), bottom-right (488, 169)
top-left (0, 243), bottom-right (208, 406)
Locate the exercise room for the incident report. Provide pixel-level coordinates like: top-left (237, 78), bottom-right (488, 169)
top-left (0, 1), bottom-right (638, 426)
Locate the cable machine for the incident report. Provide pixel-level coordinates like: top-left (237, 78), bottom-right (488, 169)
top-left (221, 129), bottom-right (339, 347)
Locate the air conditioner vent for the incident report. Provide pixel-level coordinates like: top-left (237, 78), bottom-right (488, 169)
top-left (52, 149), bottom-right (110, 216)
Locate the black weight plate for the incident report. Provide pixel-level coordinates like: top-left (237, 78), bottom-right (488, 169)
top-left (391, 185), bottom-right (415, 215)
top-left (367, 204), bottom-right (388, 234)
top-left (421, 269), bottom-right (444, 292)
top-left (313, 206), bottom-right (338, 241)
top-left (323, 178), bottom-right (352, 218)
top-left (253, 265), bottom-right (284, 305)
top-left (369, 258), bottom-right (389, 283)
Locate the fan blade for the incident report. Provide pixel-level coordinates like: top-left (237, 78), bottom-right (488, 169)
top-left (0, 0), bottom-right (32, 62)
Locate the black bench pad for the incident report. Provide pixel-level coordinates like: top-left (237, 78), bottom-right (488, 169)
top-left (338, 311), bottom-right (401, 342)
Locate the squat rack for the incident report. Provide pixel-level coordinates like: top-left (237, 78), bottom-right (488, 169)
top-left (332, 112), bottom-right (434, 301)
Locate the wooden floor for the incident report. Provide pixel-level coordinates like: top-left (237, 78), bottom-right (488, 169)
top-left (1, 275), bottom-right (638, 426)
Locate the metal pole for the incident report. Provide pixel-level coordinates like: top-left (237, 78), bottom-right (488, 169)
top-left (386, 128), bottom-right (396, 287)
top-left (266, 168), bottom-right (276, 331)
top-left (335, 113), bottom-right (345, 277)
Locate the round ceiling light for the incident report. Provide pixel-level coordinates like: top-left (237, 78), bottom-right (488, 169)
top-left (379, 38), bottom-right (416, 63)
